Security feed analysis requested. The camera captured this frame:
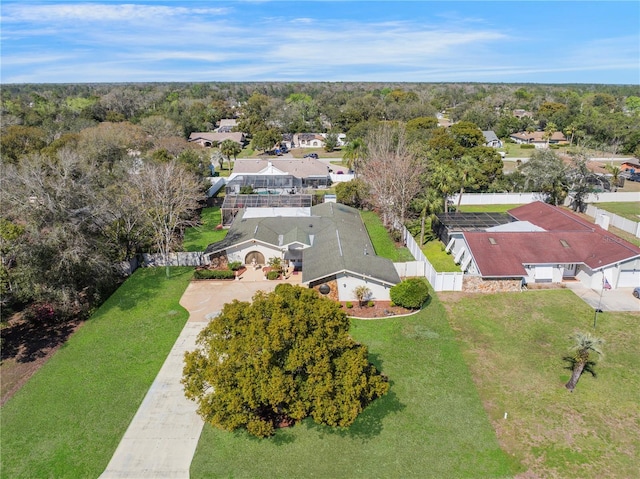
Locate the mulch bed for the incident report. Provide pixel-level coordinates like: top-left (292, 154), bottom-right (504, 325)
top-left (341, 301), bottom-right (416, 319)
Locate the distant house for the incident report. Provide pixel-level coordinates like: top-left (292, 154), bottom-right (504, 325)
top-left (447, 202), bottom-right (640, 290)
top-left (509, 131), bottom-right (567, 148)
top-left (291, 132), bottom-right (346, 149)
top-left (188, 131), bottom-right (245, 148)
top-left (216, 118), bottom-right (237, 133)
top-left (204, 202), bottom-right (401, 301)
top-left (482, 131), bottom-right (503, 148)
top-left (620, 159), bottom-right (640, 172)
top-left (512, 109), bottom-right (533, 118)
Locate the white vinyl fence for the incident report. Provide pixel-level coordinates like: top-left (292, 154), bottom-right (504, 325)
top-left (450, 192), bottom-right (548, 205)
top-left (394, 225), bottom-right (463, 292)
top-left (585, 205), bottom-right (640, 238)
top-left (142, 252), bottom-right (207, 267)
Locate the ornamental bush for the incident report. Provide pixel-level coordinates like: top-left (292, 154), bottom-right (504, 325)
top-left (266, 270), bottom-right (280, 280)
top-left (228, 261), bottom-right (242, 271)
top-left (194, 269), bottom-right (235, 280)
top-left (390, 278), bottom-right (430, 309)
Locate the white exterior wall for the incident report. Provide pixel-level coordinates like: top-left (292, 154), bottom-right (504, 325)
top-left (335, 272), bottom-right (392, 301)
top-left (225, 242), bottom-right (282, 265)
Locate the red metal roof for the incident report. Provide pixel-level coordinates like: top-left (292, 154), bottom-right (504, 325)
top-left (462, 202), bottom-right (640, 277)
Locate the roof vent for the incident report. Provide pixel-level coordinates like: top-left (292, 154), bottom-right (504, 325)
top-left (560, 239), bottom-right (570, 248)
top-left (488, 237), bottom-right (497, 245)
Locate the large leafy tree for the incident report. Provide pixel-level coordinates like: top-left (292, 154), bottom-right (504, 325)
top-left (565, 332), bottom-right (604, 392)
top-left (182, 284), bottom-right (389, 438)
top-left (519, 149), bottom-right (568, 206)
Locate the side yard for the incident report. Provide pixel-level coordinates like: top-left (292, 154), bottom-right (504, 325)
top-left (0, 267), bottom-right (193, 479)
top-left (360, 210), bottom-right (414, 262)
top-left (594, 201), bottom-right (640, 221)
top-left (441, 290), bottom-right (640, 479)
top-left (182, 206), bottom-right (227, 251)
top-left (190, 290), bottom-right (520, 478)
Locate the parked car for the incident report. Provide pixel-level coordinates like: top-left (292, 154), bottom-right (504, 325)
top-left (628, 173), bottom-right (640, 182)
top-left (304, 153), bottom-right (319, 159)
top-left (633, 286), bottom-right (640, 299)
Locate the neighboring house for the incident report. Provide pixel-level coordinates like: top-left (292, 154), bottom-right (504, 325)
top-left (204, 202), bottom-right (401, 301)
top-left (509, 131), bottom-right (567, 148)
top-left (447, 202), bottom-right (640, 290)
top-left (188, 131), bottom-right (245, 148)
top-left (482, 131), bottom-right (503, 148)
top-left (229, 158), bottom-right (331, 188)
top-left (293, 132), bottom-right (347, 149)
top-left (216, 118), bottom-right (237, 133)
top-left (620, 160), bottom-right (640, 173)
top-left (512, 109), bottom-right (533, 118)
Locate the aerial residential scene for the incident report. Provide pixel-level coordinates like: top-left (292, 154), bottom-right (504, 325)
top-left (1, 1), bottom-right (639, 478)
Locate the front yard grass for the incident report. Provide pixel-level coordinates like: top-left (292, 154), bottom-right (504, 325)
top-left (190, 291), bottom-right (520, 478)
top-left (593, 201), bottom-right (640, 221)
top-left (0, 267), bottom-right (194, 479)
top-left (183, 207), bottom-right (227, 251)
top-left (360, 210), bottom-right (414, 262)
top-left (441, 289), bottom-right (640, 479)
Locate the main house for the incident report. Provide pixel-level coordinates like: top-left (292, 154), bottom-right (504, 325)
top-left (188, 131), bottom-right (246, 148)
top-left (204, 202), bottom-right (401, 301)
top-left (445, 202), bottom-right (640, 290)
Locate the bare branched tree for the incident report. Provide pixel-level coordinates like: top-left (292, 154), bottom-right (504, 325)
top-left (129, 160), bottom-right (203, 276)
top-left (361, 123), bottom-right (424, 227)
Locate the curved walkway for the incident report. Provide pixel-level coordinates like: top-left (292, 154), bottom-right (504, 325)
top-left (100, 279), bottom-right (283, 479)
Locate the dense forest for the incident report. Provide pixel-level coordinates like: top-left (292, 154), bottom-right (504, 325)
top-left (2, 82), bottom-right (639, 323)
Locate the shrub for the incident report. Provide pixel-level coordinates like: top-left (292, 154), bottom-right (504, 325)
top-left (346, 301), bottom-right (353, 309)
top-left (194, 269), bottom-right (235, 280)
top-left (367, 301), bottom-right (375, 308)
top-left (389, 228), bottom-right (402, 243)
top-left (228, 261), bottom-right (242, 271)
top-left (390, 278), bottom-right (430, 309)
top-left (266, 270), bottom-right (280, 280)
top-left (520, 144), bottom-right (535, 149)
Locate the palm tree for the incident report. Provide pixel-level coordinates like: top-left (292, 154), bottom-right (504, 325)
top-left (353, 285), bottom-right (372, 308)
top-left (565, 332), bottom-right (604, 392)
top-left (604, 164), bottom-right (621, 191)
top-left (342, 138), bottom-right (367, 175)
top-left (455, 155), bottom-right (478, 212)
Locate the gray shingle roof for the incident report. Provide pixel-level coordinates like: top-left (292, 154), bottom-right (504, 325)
top-left (205, 203), bottom-right (400, 285)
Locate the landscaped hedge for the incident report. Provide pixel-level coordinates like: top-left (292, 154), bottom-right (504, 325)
top-left (520, 144), bottom-right (535, 149)
top-left (266, 270), bottom-right (281, 280)
top-left (194, 269), bottom-right (236, 280)
top-left (390, 278), bottom-right (430, 309)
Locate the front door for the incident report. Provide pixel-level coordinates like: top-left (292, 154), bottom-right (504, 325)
top-left (245, 251), bottom-right (265, 266)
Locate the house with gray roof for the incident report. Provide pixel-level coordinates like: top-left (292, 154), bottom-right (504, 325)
top-left (482, 131), bottom-right (503, 148)
top-left (204, 203), bottom-right (401, 301)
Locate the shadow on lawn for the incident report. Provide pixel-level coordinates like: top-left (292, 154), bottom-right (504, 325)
top-left (112, 266), bottom-right (192, 311)
top-left (1, 317), bottom-right (82, 363)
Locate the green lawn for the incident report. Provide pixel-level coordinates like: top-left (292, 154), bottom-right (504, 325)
top-left (190, 291), bottom-right (520, 478)
top-left (360, 210), bottom-right (415, 262)
top-left (594, 202), bottom-right (640, 221)
top-left (442, 290), bottom-right (640, 479)
top-left (421, 240), bottom-right (460, 272)
top-left (183, 207), bottom-right (228, 251)
top-left (457, 204), bottom-right (521, 213)
top-left (0, 267), bottom-right (194, 479)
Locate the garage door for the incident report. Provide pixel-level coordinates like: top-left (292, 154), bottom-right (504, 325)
top-left (535, 266), bottom-right (553, 282)
top-left (618, 270), bottom-right (640, 288)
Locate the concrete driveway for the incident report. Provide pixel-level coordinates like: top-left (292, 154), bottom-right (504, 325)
top-left (565, 283), bottom-right (640, 312)
top-left (100, 280), bottom-right (281, 479)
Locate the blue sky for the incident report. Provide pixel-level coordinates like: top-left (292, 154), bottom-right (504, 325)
top-left (1, 1), bottom-right (638, 84)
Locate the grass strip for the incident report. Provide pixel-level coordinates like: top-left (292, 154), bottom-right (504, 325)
top-left (360, 210), bottom-right (414, 262)
top-left (0, 267), bottom-right (194, 479)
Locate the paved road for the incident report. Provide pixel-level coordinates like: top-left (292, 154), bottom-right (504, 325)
top-left (99, 280), bottom-right (283, 479)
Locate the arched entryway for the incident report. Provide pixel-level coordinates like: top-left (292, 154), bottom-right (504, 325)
top-left (244, 251), bottom-right (265, 266)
